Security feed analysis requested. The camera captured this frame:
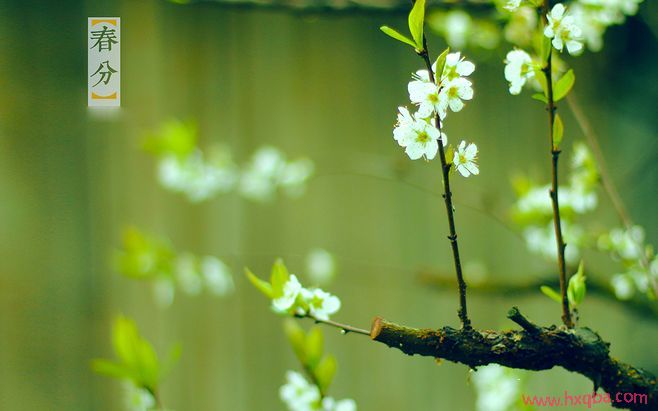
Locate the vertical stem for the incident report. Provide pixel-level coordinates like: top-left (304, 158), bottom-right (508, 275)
top-left (418, 43), bottom-right (470, 329)
top-left (541, 4), bottom-right (573, 328)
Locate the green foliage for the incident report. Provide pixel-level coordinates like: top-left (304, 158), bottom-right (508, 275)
top-left (553, 69), bottom-right (575, 102)
top-left (553, 113), bottom-right (564, 150)
top-left (116, 226), bottom-right (175, 280)
top-left (540, 285), bottom-right (562, 304)
top-left (408, 0), bottom-right (426, 50)
top-left (143, 119), bottom-right (197, 159)
top-left (283, 320), bottom-right (337, 394)
top-left (245, 267), bottom-right (273, 298)
top-left (379, 26), bottom-right (417, 48)
top-left (380, 0), bottom-right (426, 51)
top-left (91, 316), bottom-right (180, 393)
top-left (271, 258), bottom-right (291, 298)
top-left (532, 93), bottom-right (548, 103)
top-left (567, 261), bottom-right (587, 307)
top-left (434, 47), bottom-right (450, 82)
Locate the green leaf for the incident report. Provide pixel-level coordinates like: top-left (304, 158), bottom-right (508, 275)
top-left (408, 0), bottom-right (426, 49)
top-left (532, 93), bottom-right (548, 103)
top-left (540, 285), bottom-right (562, 303)
top-left (305, 327), bottom-right (324, 368)
top-left (270, 259), bottom-right (290, 298)
top-left (553, 113), bottom-right (564, 150)
top-left (315, 354), bottom-right (337, 394)
top-left (553, 69), bottom-right (575, 101)
top-left (113, 316), bottom-right (140, 368)
top-left (283, 319), bottom-right (307, 363)
top-left (533, 68), bottom-right (548, 97)
top-left (567, 261), bottom-right (587, 306)
top-left (162, 343), bottom-right (182, 379)
top-left (379, 26), bottom-right (416, 48)
top-left (91, 359), bottom-right (133, 380)
top-left (433, 47), bottom-right (450, 83)
top-left (540, 35), bottom-right (552, 64)
top-left (245, 267), bottom-right (273, 298)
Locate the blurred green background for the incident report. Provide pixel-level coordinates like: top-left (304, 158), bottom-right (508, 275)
top-left (0, 0), bottom-right (656, 410)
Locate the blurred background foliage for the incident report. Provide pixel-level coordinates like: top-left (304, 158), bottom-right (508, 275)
top-left (0, 0), bottom-right (656, 410)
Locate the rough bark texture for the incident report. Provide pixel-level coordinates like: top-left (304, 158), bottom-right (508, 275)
top-left (370, 308), bottom-right (657, 410)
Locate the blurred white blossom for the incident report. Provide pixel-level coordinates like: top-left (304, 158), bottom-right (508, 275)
top-left (306, 248), bottom-right (337, 285)
top-left (472, 364), bottom-right (526, 411)
top-left (201, 256), bottom-right (234, 296)
top-left (123, 383), bottom-right (156, 411)
top-left (280, 371), bottom-right (321, 411)
top-left (322, 397), bottom-right (357, 411)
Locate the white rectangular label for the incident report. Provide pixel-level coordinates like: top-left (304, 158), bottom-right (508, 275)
top-left (88, 17), bottom-right (120, 107)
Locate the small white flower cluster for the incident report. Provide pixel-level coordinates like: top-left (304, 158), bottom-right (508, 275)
top-left (504, 49), bottom-right (535, 95)
top-left (393, 52), bottom-right (480, 177)
top-left (158, 146), bottom-right (238, 203)
top-left (598, 225), bottom-right (658, 300)
top-left (280, 371), bottom-right (356, 411)
top-left (272, 274), bottom-right (341, 321)
top-left (153, 129), bottom-right (313, 203)
top-left (544, 3), bottom-right (584, 55)
top-left (155, 253), bottom-right (235, 307)
top-left (240, 146), bottom-right (315, 202)
top-left (472, 364), bottom-right (526, 411)
top-left (513, 143), bottom-right (598, 263)
top-left (428, 10), bottom-right (501, 50)
top-left (571, 0), bottom-right (644, 52)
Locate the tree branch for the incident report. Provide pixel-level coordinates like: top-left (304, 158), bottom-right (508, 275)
top-left (417, 43), bottom-right (470, 329)
top-left (540, 1), bottom-right (572, 328)
top-left (369, 309), bottom-right (657, 410)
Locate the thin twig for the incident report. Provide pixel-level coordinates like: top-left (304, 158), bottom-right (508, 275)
top-left (541, 2), bottom-right (572, 328)
top-left (417, 41), bottom-right (470, 329)
top-left (303, 314), bottom-right (371, 336)
top-left (566, 93), bottom-right (658, 296)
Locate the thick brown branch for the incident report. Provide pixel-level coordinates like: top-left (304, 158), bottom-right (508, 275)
top-left (370, 312), bottom-right (657, 410)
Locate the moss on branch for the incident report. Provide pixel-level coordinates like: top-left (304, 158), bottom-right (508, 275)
top-left (369, 308), bottom-right (656, 410)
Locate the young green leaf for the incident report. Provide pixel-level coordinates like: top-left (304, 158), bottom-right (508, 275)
top-left (244, 268), bottom-right (273, 298)
top-left (533, 68), bottom-right (548, 97)
top-left (408, 0), bottom-right (426, 50)
top-left (567, 261), bottom-right (587, 306)
top-left (380, 26), bottom-right (417, 48)
top-left (553, 113), bottom-right (564, 149)
top-left (540, 285), bottom-right (562, 303)
top-left (532, 93), bottom-right (548, 103)
top-left (283, 319), bottom-right (307, 363)
top-left (540, 35), bottom-right (552, 64)
top-left (91, 359), bottom-right (133, 380)
top-left (553, 69), bottom-right (575, 101)
top-left (305, 327), bottom-right (324, 369)
top-left (270, 259), bottom-right (290, 298)
top-left (315, 354), bottom-right (337, 394)
top-left (434, 47), bottom-right (450, 83)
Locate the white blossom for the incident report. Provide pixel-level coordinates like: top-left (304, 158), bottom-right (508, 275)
top-left (440, 52), bottom-right (476, 82)
top-left (302, 288), bottom-right (341, 321)
top-left (272, 274), bottom-right (303, 313)
top-left (504, 0), bottom-right (522, 12)
top-left (175, 253), bottom-right (203, 296)
top-left (611, 274), bottom-right (635, 300)
top-left (453, 141), bottom-right (479, 177)
top-left (598, 226), bottom-right (645, 261)
top-left (306, 248), bottom-right (336, 285)
top-left (408, 74), bottom-right (446, 119)
top-left (392, 107), bottom-right (445, 161)
top-left (201, 256), bottom-right (234, 296)
top-left (440, 77), bottom-right (474, 113)
top-left (504, 49), bottom-right (535, 95)
top-left (280, 371), bottom-right (321, 411)
top-left (544, 3), bottom-right (584, 55)
top-left (322, 397), bottom-right (357, 411)
top-left (472, 365), bottom-right (523, 411)
top-left (123, 383), bottom-right (156, 411)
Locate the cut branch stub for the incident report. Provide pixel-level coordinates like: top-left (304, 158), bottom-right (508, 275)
top-left (369, 313), bottom-right (656, 410)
